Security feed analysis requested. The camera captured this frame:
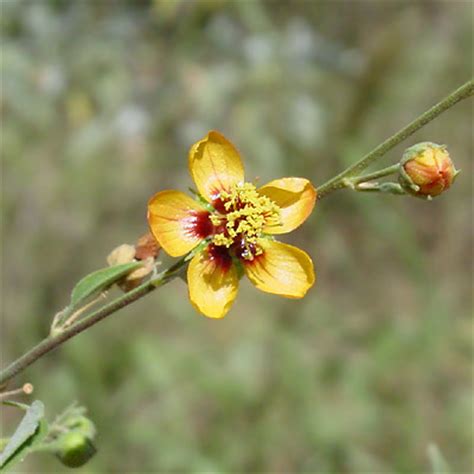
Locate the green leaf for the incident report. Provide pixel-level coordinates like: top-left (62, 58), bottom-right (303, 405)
top-left (428, 444), bottom-right (451, 474)
top-left (0, 400), bottom-right (48, 471)
top-left (70, 262), bottom-right (143, 308)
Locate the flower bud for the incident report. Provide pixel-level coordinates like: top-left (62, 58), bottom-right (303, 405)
top-left (106, 237), bottom-right (159, 291)
top-left (55, 431), bottom-right (97, 468)
top-left (399, 142), bottom-right (458, 198)
top-left (134, 232), bottom-right (161, 260)
top-left (107, 244), bottom-right (136, 266)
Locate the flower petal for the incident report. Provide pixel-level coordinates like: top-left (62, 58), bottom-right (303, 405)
top-left (258, 177), bottom-right (316, 234)
top-left (188, 245), bottom-right (239, 319)
top-left (148, 190), bottom-right (212, 257)
top-left (244, 240), bottom-right (315, 298)
top-left (189, 130), bottom-right (245, 202)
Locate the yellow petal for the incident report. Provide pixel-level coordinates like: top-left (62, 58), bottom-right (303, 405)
top-left (258, 177), bottom-right (316, 234)
top-left (244, 240), bottom-right (315, 298)
top-left (188, 246), bottom-right (239, 319)
top-left (148, 190), bottom-right (211, 257)
top-left (189, 130), bottom-right (245, 202)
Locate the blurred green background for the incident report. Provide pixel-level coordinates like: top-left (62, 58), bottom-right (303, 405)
top-left (1, 0), bottom-right (472, 472)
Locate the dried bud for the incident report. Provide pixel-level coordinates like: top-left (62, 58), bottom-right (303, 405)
top-left (106, 240), bottom-right (157, 292)
top-left (107, 244), bottom-right (136, 266)
top-left (134, 232), bottom-right (161, 260)
top-left (119, 256), bottom-right (155, 292)
top-left (399, 142), bottom-right (458, 198)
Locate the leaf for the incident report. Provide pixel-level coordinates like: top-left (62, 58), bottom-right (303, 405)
top-left (0, 400), bottom-right (48, 471)
top-left (428, 444), bottom-right (451, 474)
top-left (70, 262), bottom-right (143, 308)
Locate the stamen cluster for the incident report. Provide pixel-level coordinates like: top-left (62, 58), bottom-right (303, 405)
top-left (209, 183), bottom-right (281, 260)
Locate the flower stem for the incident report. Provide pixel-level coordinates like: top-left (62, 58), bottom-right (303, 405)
top-left (354, 182), bottom-right (405, 195)
top-left (61, 291), bottom-right (108, 330)
top-left (343, 163), bottom-right (400, 187)
top-left (0, 257), bottom-right (188, 386)
top-left (0, 383), bottom-right (34, 400)
top-left (317, 79), bottom-right (474, 199)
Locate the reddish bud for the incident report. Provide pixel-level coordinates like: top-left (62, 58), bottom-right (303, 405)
top-left (399, 142), bottom-right (458, 199)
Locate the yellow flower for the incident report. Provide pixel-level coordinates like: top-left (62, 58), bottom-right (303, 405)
top-left (147, 131), bottom-right (317, 318)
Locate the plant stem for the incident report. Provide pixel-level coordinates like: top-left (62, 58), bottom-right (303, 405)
top-left (317, 79), bottom-right (473, 199)
top-left (0, 383), bottom-right (34, 401)
top-left (344, 163), bottom-right (400, 187)
top-left (0, 257), bottom-right (188, 386)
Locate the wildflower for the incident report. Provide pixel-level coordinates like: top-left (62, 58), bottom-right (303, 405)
top-left (147, 131), bottom-right (316, 318)
top-left (399, 142), bottom-right (458, 198)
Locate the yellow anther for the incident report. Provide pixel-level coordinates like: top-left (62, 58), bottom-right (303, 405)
top-left (211, 183), bottom-right (281, 255)
top-left (213, 234), bottom-right (234, 247)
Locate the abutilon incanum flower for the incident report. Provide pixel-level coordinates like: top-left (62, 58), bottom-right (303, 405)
top-left (147, 131), bottom-right (317, 318)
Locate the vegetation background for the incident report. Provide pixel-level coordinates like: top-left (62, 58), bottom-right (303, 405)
top-left (1, 0), bottom-right (472, 472)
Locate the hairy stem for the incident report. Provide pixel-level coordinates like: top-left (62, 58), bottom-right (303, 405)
top-left (344, 163), bottom-right (400, 187)
top-left (0, 258), bottom-right (187, 386)
top-left (317, 79), bottom-right (473, 199)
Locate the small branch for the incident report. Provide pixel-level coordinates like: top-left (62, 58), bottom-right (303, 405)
top-left (0, 383), bottom-right (34, 401)
top-left (0, 257), bottom-right (188, 386)
top-left (317, 79), bottom-right (474, 199)
top-left (345, 163), bottom-right (400, 187)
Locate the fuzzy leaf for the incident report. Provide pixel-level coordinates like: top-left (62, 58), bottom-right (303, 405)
top-left (0, 400), bottom-right (48, 471)
top-left (70, 262), bottom-right (143, 308)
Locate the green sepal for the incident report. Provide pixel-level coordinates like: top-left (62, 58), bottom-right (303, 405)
top-left (184, 239), bottom-right (210, 262)
top-left (151, 240), bottom-right (210, 287)
top-left (398, 159), bottom-right (420, 193)
top-left (188, 188), bottom-right (215, 212)
top-left (400, 142), bottom-right (444, 166)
